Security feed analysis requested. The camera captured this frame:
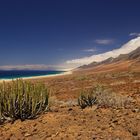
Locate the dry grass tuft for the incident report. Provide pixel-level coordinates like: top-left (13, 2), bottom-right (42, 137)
top-left (78, 85), bottom-right (132, 109)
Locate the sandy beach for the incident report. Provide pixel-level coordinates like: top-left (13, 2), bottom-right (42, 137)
top-left (0, 70), bottom-right (72, 83)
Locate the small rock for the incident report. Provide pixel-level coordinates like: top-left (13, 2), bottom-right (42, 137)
top-left (32, 128), bottom-right (37, 132)
top-left (123, 112), bottom-right (129, 115)
top-left (24, 133), bottom-right (32, 137)
top-left (33, 123), bottom-right (37, 127)
top-left (132, 109), bottom-right (140, 113)
top-left (112, 119), bottom-right (118, 123)
top-left (10, 133), bottom-right (13, 137)
top-left (45, 134), bottom-right (51, 138)
top-left (136, 115), bottom-right (140, 120)
top-left (110, 123), bottom-right (115, 128)
top-left (77, 133), bottom-right (82, 137)
top-left (132, 131), bottom-right (138, 136)
top-left (68, 108), bottom-right (73, 111)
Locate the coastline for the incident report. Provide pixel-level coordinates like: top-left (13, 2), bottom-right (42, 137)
top-left (0, 71), bottom-right (72, 83)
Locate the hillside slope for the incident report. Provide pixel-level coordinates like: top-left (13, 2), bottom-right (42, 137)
top-left (78, 46), bottom-right (140, 71)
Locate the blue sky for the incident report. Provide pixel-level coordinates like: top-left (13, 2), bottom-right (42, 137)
top-left (0, 0), bottom-right (140, 69)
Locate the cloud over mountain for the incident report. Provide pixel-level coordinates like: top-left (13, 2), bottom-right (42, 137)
top-left (66, 37), bottom-right (140, 66)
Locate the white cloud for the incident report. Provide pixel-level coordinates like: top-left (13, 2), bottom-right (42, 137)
top-left (83, 48), bottom-right (96, 52)
top-left (66, 36), bottom-right (140, 66)
top-left (0, 64), bottom-right (70, 71)
top-left (0, 64), bottom-right (50, 70)
top-left (95, 39), bottom-right (114, 45)
top-left (129, 32), bottom-right (140, 37)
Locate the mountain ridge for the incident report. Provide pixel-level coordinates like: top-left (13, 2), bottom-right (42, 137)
top-left (78, 46), bottom-right (140, 70)
top-left (67, 36), bottom-right (140, 65)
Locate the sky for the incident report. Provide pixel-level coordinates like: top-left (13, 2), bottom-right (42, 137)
top-left (0, 0), bottom-right (140, 70)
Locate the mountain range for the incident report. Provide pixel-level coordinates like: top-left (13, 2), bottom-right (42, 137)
top-left (78, 38), bottom-right (140, 70)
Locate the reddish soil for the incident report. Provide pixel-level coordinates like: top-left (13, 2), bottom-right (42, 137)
top-left (0, 60), bottom-right (140, 140)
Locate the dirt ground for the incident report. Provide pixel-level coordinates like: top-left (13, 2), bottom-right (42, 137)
top-left (0, 60), bottom-right (140, 140)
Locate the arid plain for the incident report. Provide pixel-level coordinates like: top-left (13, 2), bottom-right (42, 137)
top-left (0, 57), bottom-right (140, 140)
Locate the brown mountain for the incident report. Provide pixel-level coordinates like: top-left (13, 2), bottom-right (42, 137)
top-left (78, 46), bottom-right (140, 70)
top-left (113, 46), bottom-right (140, 62)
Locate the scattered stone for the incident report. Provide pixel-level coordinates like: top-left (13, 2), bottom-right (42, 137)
top-left (56, 132), bottom-right (59, 136)
top-left (77, 133), bottom-right (82, 137)
top-left (112, 119), bottom-right (118, 124)
top-left (110, 123), bottom-right (115, 128)
top-left (68, 108), bottom-right (73, 111)
top-left (74, 118), bottom-right (77, 121)
top-left (10, 133), bottom-right (13, 137)
top-left (33, 123), bottom-right (37, 127)
top-left (132, 131), bottom-right (138, 136)
top-left (42, 121), bottom-right (47, 124)
top-left (24, 133), bottom-right (32, 137)
top-left (133, 136), bottom-right (140, 140)
top-left (123, 112), bottom-right (129, 115)
top-left (132, 108), bottom-right (140, 113)
top-left (136, 115), bottom-right (140, 120)
top-left (33, 128), bottom-right (37, 132)
top-left (46, 134), bottom-right (51, 138)
top-left (101, 127), bottom-right (106, 130)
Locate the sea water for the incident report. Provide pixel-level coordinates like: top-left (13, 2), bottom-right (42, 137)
top-left (0, 70), bottom-right (65, 80)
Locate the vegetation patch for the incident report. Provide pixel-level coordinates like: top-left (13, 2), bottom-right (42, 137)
top-left (0, 79), bottom-right (50, 123)
top-left (78, 85), bottom-right (131, 109)
top-left (76, 75), bottom-right (89, 81)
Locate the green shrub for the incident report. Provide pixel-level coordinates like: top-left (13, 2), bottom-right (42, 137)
top-left (0, 79), bottom-right (49, 123)
top-left (78, 85), bottom-right (131, 109)
top-left (78, 90), bottom-right (97, 109)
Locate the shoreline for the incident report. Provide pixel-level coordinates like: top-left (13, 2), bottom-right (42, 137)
top-left (0, 71), bottom-right (72, 82)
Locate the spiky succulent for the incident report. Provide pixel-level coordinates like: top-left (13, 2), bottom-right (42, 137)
top-left (0, 79), bottom-right (50, 123)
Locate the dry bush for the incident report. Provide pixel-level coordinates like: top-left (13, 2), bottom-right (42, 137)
top-left (78, 85), bottom-right (131, 109)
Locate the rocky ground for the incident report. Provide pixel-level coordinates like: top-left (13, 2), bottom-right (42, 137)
top-left (0, 106), bottom-right (140, 140)
top-left (0, 61), bottom-right (140, 140)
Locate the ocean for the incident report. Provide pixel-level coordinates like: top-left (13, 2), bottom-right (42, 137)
top-left (0, 70), bottom-right (65, 80)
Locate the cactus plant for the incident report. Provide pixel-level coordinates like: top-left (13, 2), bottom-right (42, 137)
top-left (0, 79), bottom-right (50, 123)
